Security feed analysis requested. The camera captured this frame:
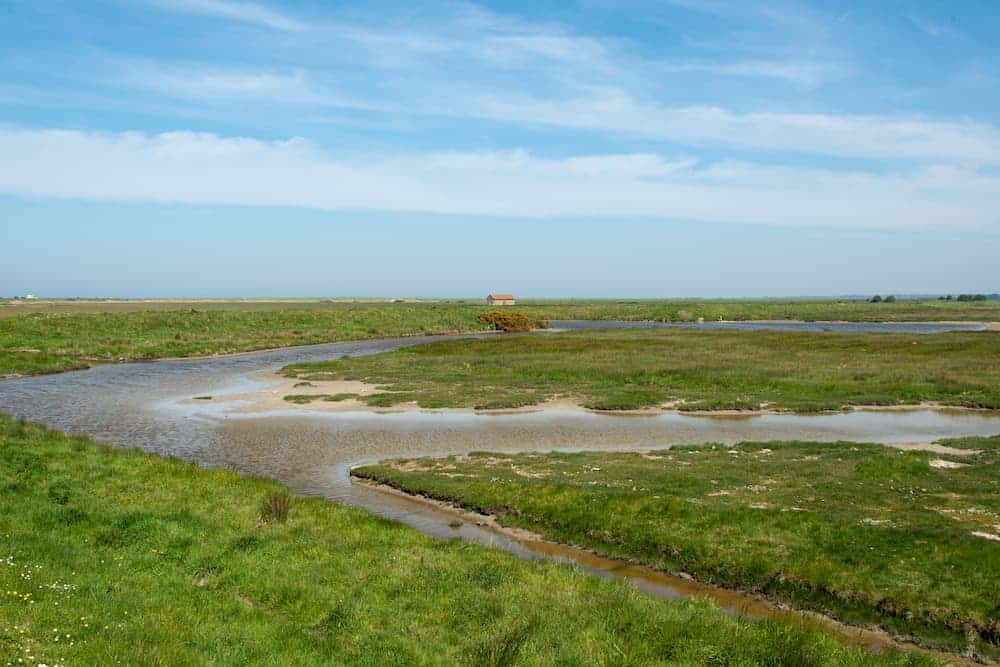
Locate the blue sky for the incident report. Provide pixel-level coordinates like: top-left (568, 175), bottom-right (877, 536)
top-left (1, 0), bottom-right (999, 297)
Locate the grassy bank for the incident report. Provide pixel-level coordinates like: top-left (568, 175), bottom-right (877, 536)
top-left (0, 303), bottom-right (489, 377)
top-left (0, 416), bottom-right (937, 665)
top-left (354, 436), bottom-right (1000, 659)
top-left (282, 328), bottom-right (1000, 411)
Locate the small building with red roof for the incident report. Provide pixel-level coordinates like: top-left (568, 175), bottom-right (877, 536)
top-left (486, 293), bottom-right (516, 305)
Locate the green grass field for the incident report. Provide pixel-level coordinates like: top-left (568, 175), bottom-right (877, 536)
top-left (0, 302), bottom-right (489, 377)
top-left (3, 298), bottom-right (999, 323)
top-left (354, 436), bottom-right (1000, 659)
top-left (512, 299), bottom-right (1000, 324)
top-left (282, 327), bottom-right (1000, 411)
top-left (3, 298), bottom-right (999, 378)
top-left (0, 415), bottom-right (940, 666)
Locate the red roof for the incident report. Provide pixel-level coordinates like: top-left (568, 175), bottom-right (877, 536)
top-left (488, 293), bottom-right (515, 300)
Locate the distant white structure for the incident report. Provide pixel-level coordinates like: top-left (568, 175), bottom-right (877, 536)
top-left (486, 293), bottom-right (516, 305)
top-left (24, 294), bottom-right (37, 300)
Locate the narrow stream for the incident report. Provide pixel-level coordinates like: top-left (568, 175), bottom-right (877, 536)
top-left (2, 321), bottom-right (997, 662)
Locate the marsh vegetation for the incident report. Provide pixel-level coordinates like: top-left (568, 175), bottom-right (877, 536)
top-left (3, 298), bottom-right (1000, 377)
top-left (0, 303), bottom-right (487, 376)
top-left (283, 328), bottom-right (1000, 411)
top-left (355, 436), bottom-right (1000, 658)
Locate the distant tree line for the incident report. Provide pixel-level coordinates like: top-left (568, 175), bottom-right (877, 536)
top-left (868, 294), bottom-right (994, 303)
top-left (938, 294), bottom-right (989, 302)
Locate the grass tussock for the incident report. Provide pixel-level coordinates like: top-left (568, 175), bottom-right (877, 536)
top-left (356, 436), bottom-right (1000, 658)
top-left (0, 414), bottom-right (938, 665)
top-left (259, 491), bottom-right (291, 524)
top-left (283, 327), bottom-right (1000, 411)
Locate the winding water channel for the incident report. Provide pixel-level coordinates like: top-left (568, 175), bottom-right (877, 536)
top-left (3, 321), bottom-right (998, 660)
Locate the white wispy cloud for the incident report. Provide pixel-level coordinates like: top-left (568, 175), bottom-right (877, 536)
top-left (662, 60), bottom-right (843, 87)
top-left (2, 128), bottom-right (997, 229)
top-left (908, 15), bottom-right (959, 39)
top-left (112, 60), bottom-right (390, 110)
top-left (114, 54), bottom-right (1000, 166)
top-left (465, 90), bottom-right (1000, 165)
top-left (664, 0), bottom-right (830, 31)
top-left (145, 0), bottom-right (305, 31)
top-left (139, 69), bottom-right (318, 101)
top-left (109, 2), bottom-right (997, 166)
top-left (138, 1), bottom-right (840, 86)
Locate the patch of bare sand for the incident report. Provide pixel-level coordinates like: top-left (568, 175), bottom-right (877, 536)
top-left (435, 455), bottom-right (551, 479)
top-left (390, 461), bottom-right (438, 473)
top-left (888, 442), bottom-right (981, 456)
top-left (456, 455), bottom-right (512, 466)
top-left (860, 518), bottom-right (895, 527)
top-left (928, 458), bottom-right (969, 469)
top-left (511, 467), bottom-right (549, 479)
top-left (195, 373), bottom-right (387, 413)
top-left (971, 531), bottom-right (1000, 541)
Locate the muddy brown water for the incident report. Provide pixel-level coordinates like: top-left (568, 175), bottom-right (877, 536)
top-left (2, 322), bottom-right (998, 662)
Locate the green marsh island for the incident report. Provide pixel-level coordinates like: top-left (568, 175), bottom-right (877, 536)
top-left (282, 327), bottom-right (1000, 412)
top-left (355, 436), bottom-right (1000, 659)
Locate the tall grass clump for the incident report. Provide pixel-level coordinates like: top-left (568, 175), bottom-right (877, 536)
top-left (259, 490), bottom-right (292, 523)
